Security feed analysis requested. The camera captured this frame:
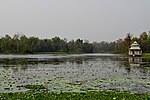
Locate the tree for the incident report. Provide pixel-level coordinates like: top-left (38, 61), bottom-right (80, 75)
top-left (123, 33), bottom-right (132, 52)
top-left (51, 37), bottom-right (61, 52)
top-left (125, 33), bottom-right (132, 48)
top-left (20, 35), bottom-right (31, 53)
top-left (147, 36), bottom-right (150, 52)
top-left (0, 35), bottom-right (12, 52)
top-left (68, 40), bottom-right (76, 52)
top-left (75, 39), bottom-right (83, 52)
top-left (28, 37), bottom-right (39, 53)
top-left (139, 32), bottom-right (148, 52)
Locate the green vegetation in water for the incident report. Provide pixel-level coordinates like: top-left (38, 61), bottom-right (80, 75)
top-left (17, 85), bottom-right (47, 91)
top-left (0, 91), bottom-right (149, 100)
top-left (24, 85), bottom-right (47, 90)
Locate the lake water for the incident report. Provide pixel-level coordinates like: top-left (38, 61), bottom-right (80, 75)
top-left (0, 53), bottom-right (149, 94)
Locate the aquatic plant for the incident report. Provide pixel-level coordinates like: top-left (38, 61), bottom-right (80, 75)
top-left (0, 91), bottom-right (149, 100)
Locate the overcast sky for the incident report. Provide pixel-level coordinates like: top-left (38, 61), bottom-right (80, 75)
top-left (0, 0), bottom-right (150, 42)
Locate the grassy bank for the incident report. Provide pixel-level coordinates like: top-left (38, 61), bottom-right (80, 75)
top-left (0, 91), bottom-right (149, 100)
top-left (142, 53), bottom-right (150, 58)
top-left (113, 52), bottom-right (126, 54)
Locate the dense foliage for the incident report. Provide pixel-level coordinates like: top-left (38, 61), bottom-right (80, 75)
top-left (0, 32), bottom-right (150, 53)
top-left (114, 32), bottom-right (150, 53)
top-left (0, 34), bottom-right (93, 53)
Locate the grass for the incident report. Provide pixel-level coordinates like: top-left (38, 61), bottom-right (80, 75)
top-left (0, 91), bottom-right (149, 100)
top-left (112, 51), bottom-right (127, 55)
top-left (142, 53), bottom-right (150, 58)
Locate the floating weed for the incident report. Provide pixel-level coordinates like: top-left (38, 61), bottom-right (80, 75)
top-left (0, 55), bottom-right (150, 94)
top-left (25, 85), bottom-right (46, 89)
top-left (16, 84), bottom-right (48, 92)
top-left (4, 87), bottom-right (11, 90)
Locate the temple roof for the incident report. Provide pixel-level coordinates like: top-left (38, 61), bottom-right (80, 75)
top-left (129, 41), bottom-right (141, 50)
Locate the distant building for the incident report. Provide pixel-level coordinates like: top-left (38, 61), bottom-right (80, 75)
top-left (129, 41), bottom-right (142, 57)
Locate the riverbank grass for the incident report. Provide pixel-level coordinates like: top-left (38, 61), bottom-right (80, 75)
top-left (142, 53), bottom-right (150, 58)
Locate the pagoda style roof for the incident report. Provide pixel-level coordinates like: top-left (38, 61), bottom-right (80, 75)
top-left (129, 41), bottom-right (141, 50)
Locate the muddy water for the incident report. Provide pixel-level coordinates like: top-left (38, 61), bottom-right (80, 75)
top-left (0, 54), bottom-right (149, 94)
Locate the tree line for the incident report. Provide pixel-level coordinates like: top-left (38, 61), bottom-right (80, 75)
top-left (113, 32), bottom-right (150, 53)
top-left (0, 32), bottom-right (150, 54)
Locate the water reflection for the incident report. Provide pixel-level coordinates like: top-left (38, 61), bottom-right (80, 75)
top-left (129, 57), bottom-right (142, 67)
top-left (0, 57), bottom-right (96, 68)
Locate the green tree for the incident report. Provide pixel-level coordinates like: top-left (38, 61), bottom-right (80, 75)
top-left (51, 37), bottom-right (61, 52)
top-left (68, 40), bottom-right (76, 52)
top-left (0, 35), bottom-right (12, 52)
top-left (19, 35), bottom-right (31, 53)
top-left (75, 39), bottom-right (83, 52)
top-left (139, 32), bottom-right (148, 52)
top-left (28, 37), bottom-right (39, 53)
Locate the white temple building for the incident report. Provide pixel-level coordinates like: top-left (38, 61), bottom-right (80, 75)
top-left (129, 41), bottom-right (142, 57)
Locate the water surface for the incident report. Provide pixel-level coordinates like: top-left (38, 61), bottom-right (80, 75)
top-left (0, 54), bottom-right (149, 94)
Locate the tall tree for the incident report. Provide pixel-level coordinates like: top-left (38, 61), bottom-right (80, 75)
top-left (139, 32), bottom-right (148, 52)
top-left (124, 33), bottom-right (132, 52)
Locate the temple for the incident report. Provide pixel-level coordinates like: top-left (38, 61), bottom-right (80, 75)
top-left (129, 41), bottom-right (142, 57)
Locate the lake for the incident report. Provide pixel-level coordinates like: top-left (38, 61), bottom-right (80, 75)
top-left (0, 53), bottom-right (149, 94)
